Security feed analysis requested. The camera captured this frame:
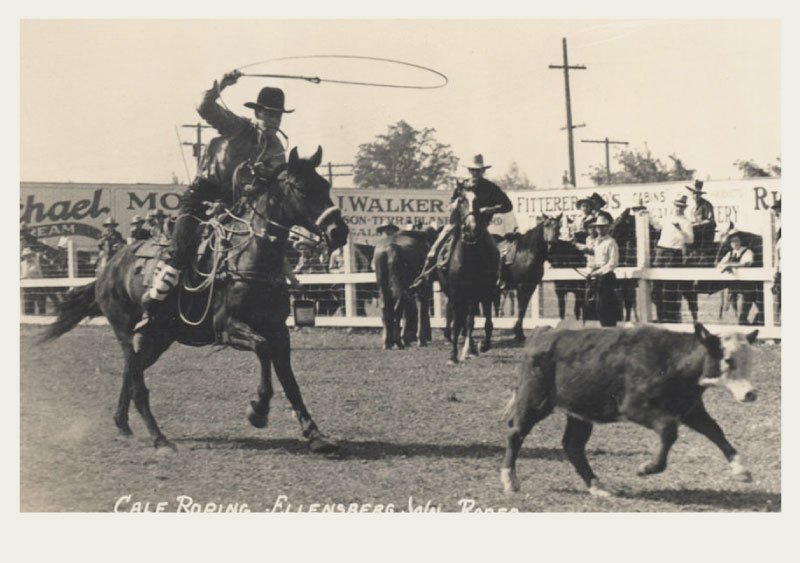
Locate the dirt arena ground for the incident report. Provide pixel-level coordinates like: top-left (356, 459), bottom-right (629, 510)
top-left (20, 325), bottom-right (780, 512)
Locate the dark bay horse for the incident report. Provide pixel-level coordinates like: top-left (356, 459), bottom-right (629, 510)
top-left (41, 147), bottom-right (350, 453)
top-left (374, 229), bottom-right (437, 350)
top-left (499, 216), bottom-right (560, 341)
top-left (439, 201), bottom-right (501, 364)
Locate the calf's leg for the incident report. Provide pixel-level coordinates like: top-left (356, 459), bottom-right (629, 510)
top-left (682, 404), bottom-right (751, 482)
top-left (500, 377), bottom-right (553, 493)
top-left (636, 418), bottom-right (678, 476)
top-left (562, 416), bottom-right (611, 497)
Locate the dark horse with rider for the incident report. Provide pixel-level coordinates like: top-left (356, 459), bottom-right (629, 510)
top-left (42, 71), bottom-right (349, 453)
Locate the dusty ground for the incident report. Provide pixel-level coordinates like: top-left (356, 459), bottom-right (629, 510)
top-left (20, 325), bottom-right (780, 512)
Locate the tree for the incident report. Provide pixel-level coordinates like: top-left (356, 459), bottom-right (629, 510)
top-left (589, 148), bottom-right (695, 185)
top-left (496, 161), bottom-right (536, 191)
top-left (734, 157), bottom-right (781, 178)
top-left (353, 120), bottom-right (458, 189)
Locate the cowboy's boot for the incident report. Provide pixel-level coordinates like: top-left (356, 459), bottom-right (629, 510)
top-left (409, 247), bottom-right (438, 292)
top-left (133, 263), bottom-right (181, 350)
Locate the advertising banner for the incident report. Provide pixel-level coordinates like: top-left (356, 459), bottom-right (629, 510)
top-left (20, 183), bottom-right (519, 248)
top-left (511, 178), bottom-right (781, 236)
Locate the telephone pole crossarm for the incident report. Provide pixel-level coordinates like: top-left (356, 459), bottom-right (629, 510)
top-left (581, 137), bottom-right (629, 182)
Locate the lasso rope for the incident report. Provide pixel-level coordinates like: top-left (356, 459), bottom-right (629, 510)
top-left (237, 55), bottom-right (449, 90)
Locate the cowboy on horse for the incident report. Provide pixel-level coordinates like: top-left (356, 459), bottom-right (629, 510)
top-left (135, 70), bottom-right (294, 334)
top-left (410, 154), bottom-right (512, 291)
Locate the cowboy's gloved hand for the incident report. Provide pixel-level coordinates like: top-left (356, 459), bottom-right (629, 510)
top-left (219, 70), bottom-right (242, 89)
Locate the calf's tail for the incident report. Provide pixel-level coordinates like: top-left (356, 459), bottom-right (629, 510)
top-left (38, 282), bottom-right (102, 343)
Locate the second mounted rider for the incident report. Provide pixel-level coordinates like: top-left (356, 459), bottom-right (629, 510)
top-left (135, 70), bottom-right (293, 333)
top-left (410, 154), bottom-right (512, 291)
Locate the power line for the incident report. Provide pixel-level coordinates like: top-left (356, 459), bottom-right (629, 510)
top-left (549, 37), bottom-right (586, 187)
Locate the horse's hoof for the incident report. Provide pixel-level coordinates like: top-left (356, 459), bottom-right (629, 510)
top-left (588, 479), bottom-right (614, 498)
top-left (637, 461), bottom-right (665, 476)
top-left (154, 437), bottom-right (177, 452)
top-left (447, 358), bottom-right (458, 366)
top-left (513, 330), bottom-right (525, 342)
top-left (480, 342), bottom-right (492, 353)
top-left (308, 435), bottom-right (339, 454)
top-left (418, 340), bottom-right (428, 348)
top-left (732, 469), bottom-right (753, 483)
top-left (246, 401), bottom-right (269, 429)
top-left (500, 468), bottom-right (520, 493)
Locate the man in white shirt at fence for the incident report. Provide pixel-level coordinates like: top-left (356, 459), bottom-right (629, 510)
top-left (642, 195), bottom-right (693, 323)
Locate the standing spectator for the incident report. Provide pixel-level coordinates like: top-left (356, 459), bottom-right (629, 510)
top-left (686, 180), bottom-right (716, 265)
top-left (717, 232), bottom-right (758, 325)
top-left (572, 195), bottom-right (597, 243)
top-left (771, 199), bottom-right (781, 318)
top-left (96, 217), bottom-right (125, 276)
top-left (585, 215), bottom-right (620, 327)
top-left (21, 247), bottom-right (46, 314)
top-left (146, 209), bottom-right (168, 243)
top-left (293, 239), bottom-right (327, 274)
top-left (645, 195), bottom-right (694, 323)
top-left (128, 215), bottom-right (151, 243)
top-left (375, 219), bottom-right (400, 238)
top-left (589, 192), bottom-right (614, 225)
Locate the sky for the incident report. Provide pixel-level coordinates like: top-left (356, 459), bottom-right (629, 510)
top-left (20, 19), bottom-right (780, 188)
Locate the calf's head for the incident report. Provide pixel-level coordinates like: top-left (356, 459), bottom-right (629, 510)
top-left (695, 323), bottom-right (758, 402)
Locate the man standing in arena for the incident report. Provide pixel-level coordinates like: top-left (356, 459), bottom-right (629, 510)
top-left (584, 214), bottom-right (620, 327)
top-left (135, 69), bottom-right (292, 334)
top-left (645, 195), bottom-right (694, 323)
top-left (686, 180), bottom-right (716, 265)
top-left (409, 154), bottom-right (512, 291)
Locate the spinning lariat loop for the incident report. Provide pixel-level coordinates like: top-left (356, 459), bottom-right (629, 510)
top-left (236, 55), bottom-right (449, 90)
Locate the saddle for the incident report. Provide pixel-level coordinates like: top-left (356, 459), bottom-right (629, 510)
top-left (498, 235), bottom-right (520, 266)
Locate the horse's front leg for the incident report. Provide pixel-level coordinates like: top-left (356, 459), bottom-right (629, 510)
top-left (247, 348), bottom-right (273, 429)
top-left (267, 325), bottom-right (338, 453)
top-left (480, 297), bottom-right (493, 353)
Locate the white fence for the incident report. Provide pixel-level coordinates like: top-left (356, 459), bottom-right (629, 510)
top-left (20, 213), bottom-right (781, 339)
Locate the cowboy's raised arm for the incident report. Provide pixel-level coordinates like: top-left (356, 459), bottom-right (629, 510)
top-left (197, 70), bottom-right (247, 136)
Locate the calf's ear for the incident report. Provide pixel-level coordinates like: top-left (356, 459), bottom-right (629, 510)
top-left (746, 330), bottom-right (759, 344)
top-left (694, 322), bottom-right (713, 345)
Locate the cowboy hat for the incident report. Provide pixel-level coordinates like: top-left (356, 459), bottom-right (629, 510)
top-left (589, 192), bottom-right (608, 209)
top-left (102, 216), bottom-right (119, 226)
top-left (293, 238), bottom-right (316, 251)
top-left (593, 214), bottom-right (613, 227)
top-left (673, 195), bottom-right (689, 208)
top-left (462, 154), bottom-right (492, 170)
top-left (575, 196), bottom-right (595, 209)
top-left (376, 220), bottom-right (400, 235)
top-left (130, 215), bottom-right (145, 224)
top-left (244, 87), bottom-right (295, 113)
top-left (146, 209), bottom-right (166, 219)
top-left (686, 179), bottom-right (706, 195)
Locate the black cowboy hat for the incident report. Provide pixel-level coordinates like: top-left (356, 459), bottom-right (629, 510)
top-left (244, 87), bottom-right (295, 114)
top-left (686, 179), bottom-right (706, 195)
top-left (589, 192), bottom-right (607, 209)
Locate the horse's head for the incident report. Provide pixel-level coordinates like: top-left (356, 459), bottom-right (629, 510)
top-left (542, 213), bottom-right (562, 250)
top-left (253, 146), bottom-right (349, 251)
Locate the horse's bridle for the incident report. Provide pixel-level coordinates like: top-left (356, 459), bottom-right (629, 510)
top-left (232, 162), bottom-right (341, 248)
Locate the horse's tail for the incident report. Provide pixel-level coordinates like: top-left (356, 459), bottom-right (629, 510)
top-left (39, 281), bottom-right (102, 343)
top-left (374, 247), bottom-right (392, 299)
top-left (501, 388), bottom-right (518, 426)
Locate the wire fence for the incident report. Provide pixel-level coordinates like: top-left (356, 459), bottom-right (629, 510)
top-left (20, 212), bottom-right (781, 337)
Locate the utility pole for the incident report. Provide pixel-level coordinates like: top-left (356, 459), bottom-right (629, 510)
top-left (181, 123), bottom-right (213, 172)
top-left (549, 38), bottom-right (586, 187)
top-left (581, 137), bottom-right (629, 183)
